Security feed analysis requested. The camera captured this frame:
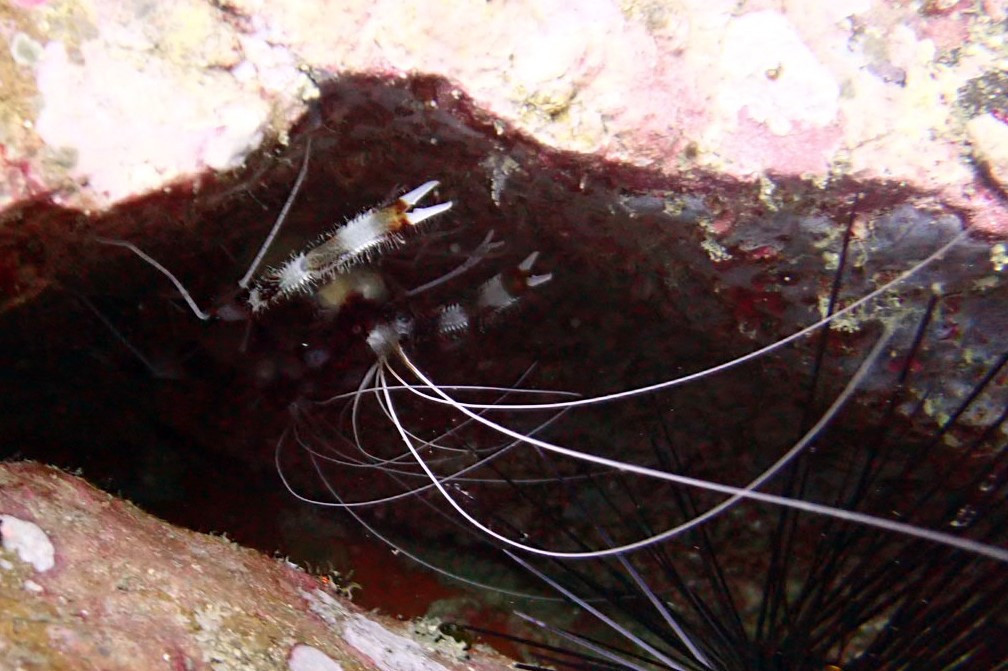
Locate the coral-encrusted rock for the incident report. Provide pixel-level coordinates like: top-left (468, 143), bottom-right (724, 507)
top-left (1, 0), bottom-right (1007, 313)
top-left (0, 461), bottom-right (511, 671)
top-left (2, 1), bottom-right (1008, 215)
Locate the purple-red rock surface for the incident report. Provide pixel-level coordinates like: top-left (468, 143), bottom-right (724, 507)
top-left (0, 461), bottom-right (512, 671)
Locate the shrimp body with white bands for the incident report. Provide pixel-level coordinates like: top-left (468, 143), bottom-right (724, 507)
top-left (248, 180), bottom-right (453, 313)
top-left (98, 142), bottom-right (454, 322)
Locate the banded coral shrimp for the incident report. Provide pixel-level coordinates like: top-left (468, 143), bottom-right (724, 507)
top-left (18, 124), bottom-right (564, 583)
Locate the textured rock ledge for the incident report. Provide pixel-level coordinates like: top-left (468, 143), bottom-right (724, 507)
top-left (2, 0), bottom-right (1007, 213)
top-left (0, 461), bottom-right (511, 671)
top-left (2, 0), bottom-right (1008, 310)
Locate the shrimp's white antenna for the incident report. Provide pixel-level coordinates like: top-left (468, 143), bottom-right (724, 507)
top-left (93, 237), bottom-right (212, 321)
top-left (386, 331), bottom-right (1008, 563)
top-left (95, 139), bottom-right (315, 321)
top-left (273, 425), bottom-right (570, 603)
top-left (281, 395), bottom-right (573, 508)
top-left (403, 226), bottom-right (972, 412)
top-left (405, 229), bottom-right (504, 297)
top-left (239, 137), bottom-right (313, 289)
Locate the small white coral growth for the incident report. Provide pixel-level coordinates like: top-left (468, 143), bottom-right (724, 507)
top-left (289, 644), bottom-right (343, 671)
top-left (343, 615), bottom-right (449, 671)
top-left (0, 515), bottom-right (55, 572)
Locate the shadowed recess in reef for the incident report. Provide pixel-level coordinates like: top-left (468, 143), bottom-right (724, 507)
top-left (1, 74), bottom-right (1006, 669)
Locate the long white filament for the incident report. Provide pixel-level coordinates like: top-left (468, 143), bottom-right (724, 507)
top-left (299, 440), bottom-right (569, 603)
top-left (385, 333), bottom-right (1008, 563)
top-left (276, 403), bottom-right (575, 508)
top-left (239, 139), bottom-right (313, 288)
top-left (396, 228), bottom-right (971, 412)
top-left (94, 238), bottom-right (212, 320)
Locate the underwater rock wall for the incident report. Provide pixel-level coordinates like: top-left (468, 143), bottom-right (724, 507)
top-left (0, 461), bottom-right (510, 671)
top-left (2, 0), bottom-right (1008, 311)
